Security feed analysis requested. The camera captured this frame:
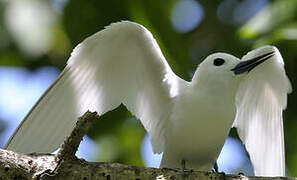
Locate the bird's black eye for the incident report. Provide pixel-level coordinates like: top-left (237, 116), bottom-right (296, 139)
top-left (213, 58), bottom-right (225, 66)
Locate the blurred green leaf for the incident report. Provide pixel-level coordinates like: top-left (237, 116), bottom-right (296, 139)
top-left (239, 0), bottom-right (297, 39)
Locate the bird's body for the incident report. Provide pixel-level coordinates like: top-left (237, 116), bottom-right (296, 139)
top-left (5, 21), bottom-right (291, 176)
top-left (162, 63), bottom-right (239, 170)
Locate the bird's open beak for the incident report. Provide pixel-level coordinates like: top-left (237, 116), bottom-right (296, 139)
top-left (231, 51), bottom-right (275, 75)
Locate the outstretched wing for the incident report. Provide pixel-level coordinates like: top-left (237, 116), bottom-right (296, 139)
top-left (6, 21), bottom-right (182, 154)
top-left (233, 46), bottom-right (292, 176)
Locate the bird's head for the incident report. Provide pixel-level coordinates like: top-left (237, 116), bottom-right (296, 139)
top-left (191, 47), bottom-right (276, 96)
top-left (232, 45), bottom-right (278, 75)
top-left (191, 53), bottom-right (241, 93)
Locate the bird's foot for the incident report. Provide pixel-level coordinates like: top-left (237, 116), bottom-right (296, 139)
top-left (211, 162), bottom-right (226, 179)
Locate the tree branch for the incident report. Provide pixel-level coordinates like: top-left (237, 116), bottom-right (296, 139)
top-left (0, 111), bottom-right (296, 180)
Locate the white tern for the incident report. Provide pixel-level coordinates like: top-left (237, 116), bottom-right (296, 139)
top-left (5, 21), bottom-right (291, 177)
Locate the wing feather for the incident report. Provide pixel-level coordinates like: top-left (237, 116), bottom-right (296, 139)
top-left (6, 21), bottom-right (182, 154)
top-left (233, 46), bottom-right (291, 176)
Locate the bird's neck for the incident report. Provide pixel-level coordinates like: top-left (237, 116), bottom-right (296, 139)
top-left (189, 80), bottom-right (238, 107)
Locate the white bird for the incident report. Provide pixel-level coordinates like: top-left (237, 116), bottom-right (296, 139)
top-left (5, 21), bottom-right (291, 177)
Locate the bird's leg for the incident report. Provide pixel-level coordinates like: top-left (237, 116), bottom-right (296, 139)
top-left (212, 161), bottom-right (219, 173)
top-left (181, 159), bottom-right (186, 180)
top-left (182, 159), bottom-right (186, 170)
top-left (182, 159), bottom-right (186, 176)
top-left (181, 159), bottom-right (193, 180)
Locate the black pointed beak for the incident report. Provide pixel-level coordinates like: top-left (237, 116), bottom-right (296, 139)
top-left (231, 51), bottom-right (275, 75)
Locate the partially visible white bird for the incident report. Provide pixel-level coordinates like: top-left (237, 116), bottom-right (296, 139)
top-left (5, 21), bottom-right (291, 177)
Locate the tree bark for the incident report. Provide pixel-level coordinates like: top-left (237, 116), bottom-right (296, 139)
top-left (0, 111), bottom-right (295, 180)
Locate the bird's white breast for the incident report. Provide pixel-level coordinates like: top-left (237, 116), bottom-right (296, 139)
top-left (162, 84), bottom-right (236, 169)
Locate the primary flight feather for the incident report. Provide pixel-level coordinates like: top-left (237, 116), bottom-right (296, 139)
top-left (5, 21), bottom-right (291, 176)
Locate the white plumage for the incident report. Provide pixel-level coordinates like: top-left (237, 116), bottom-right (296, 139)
top-left (233, 46), bottom-right (291, 176)
top-left (5, 21), bottom-right (291, 177)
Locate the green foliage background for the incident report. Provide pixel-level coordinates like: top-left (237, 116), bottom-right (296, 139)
top-left (0, 0), bottom-right (296, 176)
